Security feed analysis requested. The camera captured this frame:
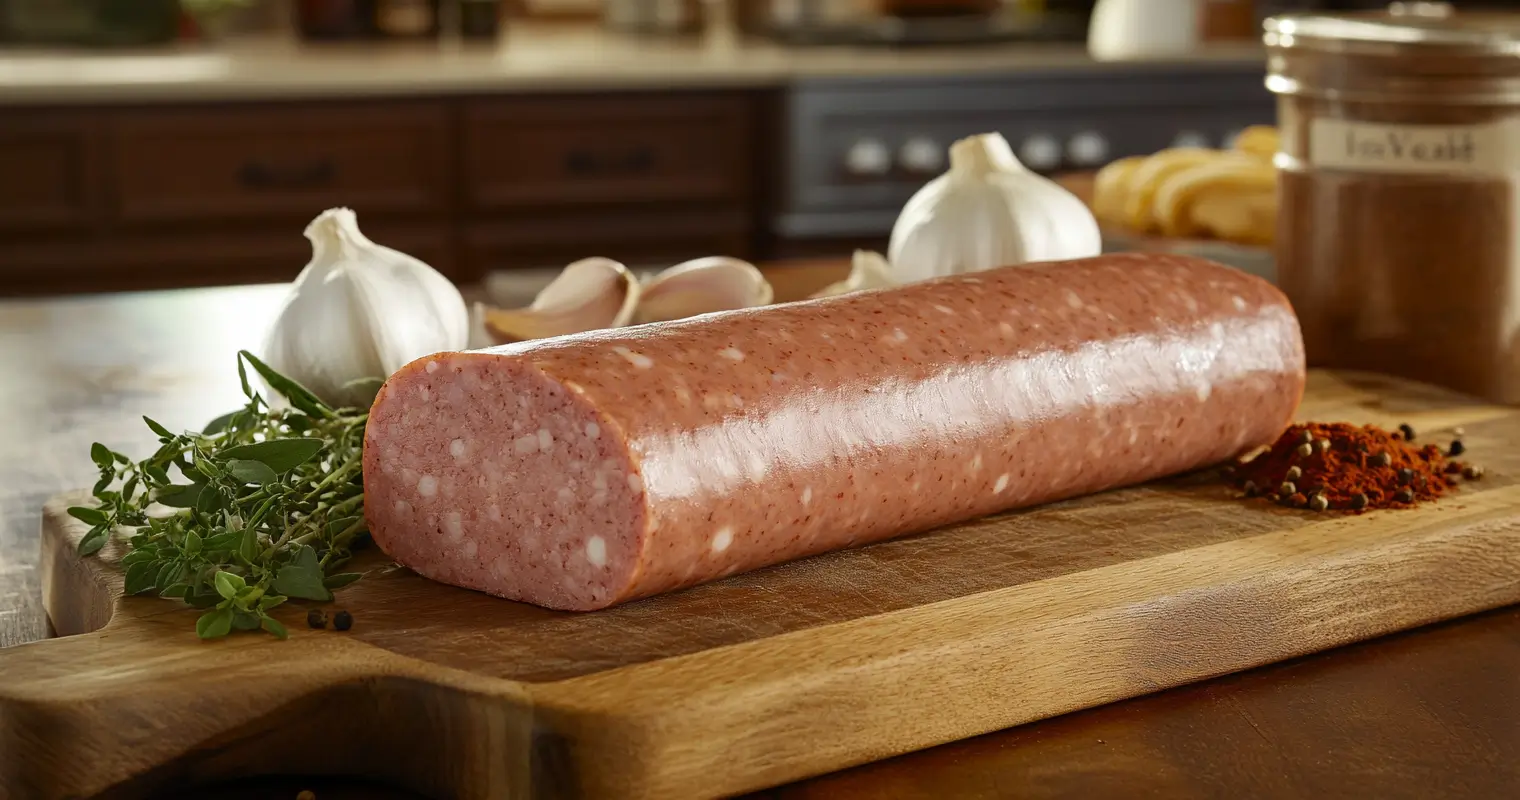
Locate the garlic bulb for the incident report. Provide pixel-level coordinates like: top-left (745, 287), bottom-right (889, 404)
top-left (477, 257), bottom-right (639, 344)
top-left (261, 208), bottom-right (468, 409)
top-left (633, 256), bottom-right (774, 324)
top-left (887, 132), bottom-right (1102, 284)
top-left (811, 250), bottom-right (897, 299)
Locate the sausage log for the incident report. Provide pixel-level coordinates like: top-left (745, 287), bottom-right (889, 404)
top-left (363, 254), bottom-right (1306, 610)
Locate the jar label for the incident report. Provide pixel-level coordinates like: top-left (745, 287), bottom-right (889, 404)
top-left (1309, 119), bottom-right (1518, 176)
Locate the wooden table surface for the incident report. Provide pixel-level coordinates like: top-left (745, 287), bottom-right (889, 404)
top-left (2, 267), bottom-right (1518, 799)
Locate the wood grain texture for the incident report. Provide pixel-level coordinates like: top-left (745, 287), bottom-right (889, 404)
top-left (4, 371), bottom-right (1520, 799)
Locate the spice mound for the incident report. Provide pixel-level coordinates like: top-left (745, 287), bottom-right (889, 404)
top-left (1225, 422), bottom-right (1481, 513)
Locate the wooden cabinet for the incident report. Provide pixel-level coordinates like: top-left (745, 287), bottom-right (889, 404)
top-left (462, 93), bottom-right (753, 210)
top-left (0, 112), bottom-right (101, 233)
top-left (0, 90), bottom-right (766, 296)
top-left (110, 102), bottom-right (452, 225)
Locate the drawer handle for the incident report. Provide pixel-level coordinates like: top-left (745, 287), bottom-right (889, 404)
top-left (238, 159), bottom-right (336, 190)
top-left (563, 147), bottom-right (658, 176)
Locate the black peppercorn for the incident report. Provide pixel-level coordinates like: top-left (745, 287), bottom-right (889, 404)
top-left (1396, 488), bottom-right (1415, 503)
top-left (1397, 468), bottom-right (1414, 485)
top-left (306, 609), bottom-right (327, 629)
top-left (1296, 442), bottom-right (1314, 458)
top-left (1464, 464), bottom-right (1485, 480)
top-left (333, 610), bottom-right (354, 631)
top-left (1280, 481), bottom-right (1297, 497)
top-left (1242, 480), bottom-right (1259, 498)
top-left (1298, 430), bottom-right (1314, 445)
top-left (1285, 466), bottom-right (1302, 481)
top-left (1373, 452), bottom-right (1393, 467)
top-left (1309, 494), bottom-right (1330, 512)
top-left (1399, 423), bottom-right (1416, 441)
top-left (1351, 493), bottom-right (1369, 510)
top-left (1448, 439), bottom-right (1466, 456)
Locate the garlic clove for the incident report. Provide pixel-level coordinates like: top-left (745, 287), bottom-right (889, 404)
top-left (887, 132), bottom-right (1101, 284)
top-left (811, 250), bottom-right (898, 299)
top-left (633, 256), bottom-right (775, 324)
top-left (477, 257), bottom-right (641, 344)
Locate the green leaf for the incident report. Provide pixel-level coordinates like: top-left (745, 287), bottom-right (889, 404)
top-left (201, 529), bottom-right (242, 551)
top-left (154, 560), bottom-right (182, 590)
top-left (124, 560), bottom-right (159, 595)
top-left (322, 572), bottom-right (363, 591)
top-left (202, 410), bottom-right (238, 436)
top-left (226, 458), bottom-right (279, 486)
top-left (262, 616), bottom-right (289, 640)
top-left (196, 608), bottom-right (234, 639)
top-left (326, 516), bottom-right (363, 538)
top-left (184, 530), bottom-right (203, 556)
top-left (154, 484), bottom-right (205, 508)
top-left (218, 439), bottom-right (325, 474)
top-left (213, 570), bottom-right (246, 600)
top-left (90, 442), bottom-right (114, 468)
top-left (195, 485), bottom-right (225, 515)
top-left (119, 547), bottom-right (159, 566)
top-left (78, 527), bottom-right (109, 556)
top-left (257, 594), bottom-right (287, 611)
top-left (231, 610), bottom-right (262, 631)
top-left (92, 474), bottom-right (113, 496)
top-left (121, 475), bottom-right (139, 502)
top-left (160, 583), bottom-right (191, 599)
top-left (238, 528), bottom-right (259, 563)
top-left (145, 463), bottom-right (172, 485)
top-left (143, 416), bottom-right (174, 440)
top-left (67, 506), bottom-right (108, 526)
top-left (239, 350), bottom-right (330, 418)
top-left (273, 545), bottom-right (332, 602)
top-left (185, 591), bottom-right (222, 609)
top-left (236, 352), bottom-right (253, 400)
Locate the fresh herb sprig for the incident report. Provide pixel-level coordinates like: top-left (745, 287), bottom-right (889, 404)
top-left (72, 350), bottom-right (374, 640)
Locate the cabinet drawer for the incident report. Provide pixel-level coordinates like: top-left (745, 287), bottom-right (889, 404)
top-left (0, 113), bottom-right (100, 232)
top-left (109, 103), bottom-right (451, 224)
top-left (463, 94), bottom-right (753, 210)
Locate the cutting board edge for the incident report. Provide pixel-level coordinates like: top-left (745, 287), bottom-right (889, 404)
top-left (524, 489), bottom-right (1520, 799)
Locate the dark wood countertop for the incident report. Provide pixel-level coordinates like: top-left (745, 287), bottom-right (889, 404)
top-left (2, 270), bottom-right (1516, 799)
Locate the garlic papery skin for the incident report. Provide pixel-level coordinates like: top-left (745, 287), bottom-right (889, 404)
top-left (887, 132), bottom-right (1102, 284)
top-left (633, 256), bottom-right (774, 324)
top-left (261, 207), bottom-right (468, 409)
top-left (811, 250), bottom-right (898, 299)
top-left (477, 257), bottom-right (640, 344)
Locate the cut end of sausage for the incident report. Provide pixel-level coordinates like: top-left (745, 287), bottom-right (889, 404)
top-left (363, 353), bottom-right (647, 611)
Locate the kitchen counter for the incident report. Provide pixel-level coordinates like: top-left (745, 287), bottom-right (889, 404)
top-left (0, 24), bottom-right (1267, 104)
top-left (2, 268), bottom-right (1518, 799)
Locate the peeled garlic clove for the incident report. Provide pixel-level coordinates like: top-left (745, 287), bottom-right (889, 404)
top-left (478, 257), bottom-right (640, 344)
top-left (634, 257), bottom-right (774, 324)
top-left (811, 250), bottom-right (897, 299)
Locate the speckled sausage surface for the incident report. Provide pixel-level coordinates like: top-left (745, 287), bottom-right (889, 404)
top-left (363, 254), bottom-right (1305, 611)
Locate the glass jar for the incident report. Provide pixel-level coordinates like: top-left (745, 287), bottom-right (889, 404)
top-left (1265, 3), bottom-right (1520, 403)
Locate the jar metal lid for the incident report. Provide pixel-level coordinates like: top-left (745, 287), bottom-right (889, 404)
top-left (1265, 3), bottom-right (1520, 104)
top-left (1264, 3), bottom-right (1520, 57)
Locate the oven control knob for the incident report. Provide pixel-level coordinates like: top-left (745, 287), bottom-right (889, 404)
top-left (1173, 129), bottom-right (1213, 149)
top-left (845, 138), bottom-right (893, 177)
top-left (1019, 134), bottom-right (1063, 172)
top-left (899, 137), bottom-right (945, 175)
top-left (1066, 131), bottom-right (1110, 167)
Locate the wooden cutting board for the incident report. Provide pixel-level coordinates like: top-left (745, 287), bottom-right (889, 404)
top-left (5, 370), bottom-right (1520, 800)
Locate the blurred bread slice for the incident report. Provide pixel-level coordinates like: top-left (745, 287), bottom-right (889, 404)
top-left (1231, 125), bottom-right (1280, 161)
top-left (1091, 155), bottom-right (1146, 227)
top-left (1122, 148), bottom-right (1223, 233)
top-left (1153, 156), bottom-right (1277, 240)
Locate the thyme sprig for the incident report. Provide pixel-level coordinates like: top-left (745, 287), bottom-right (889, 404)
top-left (71, 350), bottom-right (373, 640)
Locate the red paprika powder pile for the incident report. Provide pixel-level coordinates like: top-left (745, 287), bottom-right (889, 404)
top-left (1224, 422), bottom-right (1483, 513)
